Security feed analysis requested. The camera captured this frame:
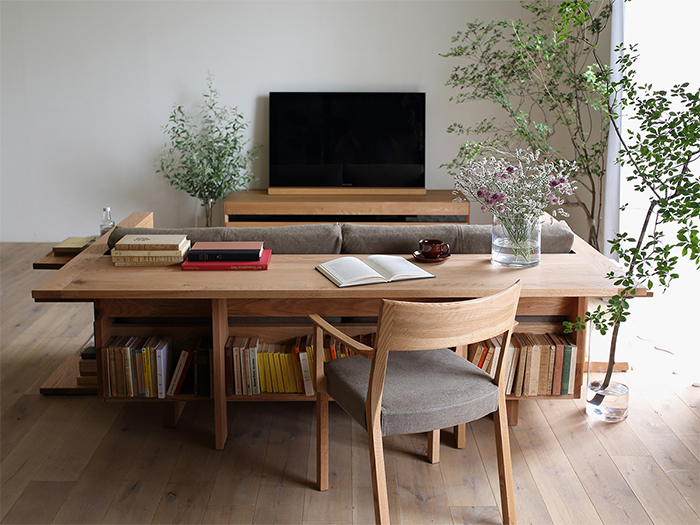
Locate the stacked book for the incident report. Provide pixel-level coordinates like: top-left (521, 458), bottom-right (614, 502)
top-left (77, 346), bottom-right (97, 386)
top-left (181, 241), bottom-right (271, 271)
top-left (111, 234), bottom-right (190, 266)
top-left (468, 332), bottom-right (578, 397)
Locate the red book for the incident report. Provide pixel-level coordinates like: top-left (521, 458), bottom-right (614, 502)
top-left (181, 249), bottom-right (271, 271)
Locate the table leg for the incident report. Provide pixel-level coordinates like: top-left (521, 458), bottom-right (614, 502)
top-left (212, 298), bottom-right (228, 449)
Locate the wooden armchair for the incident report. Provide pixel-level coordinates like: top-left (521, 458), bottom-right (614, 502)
top-left (309, 280), bottom-right (522, 525)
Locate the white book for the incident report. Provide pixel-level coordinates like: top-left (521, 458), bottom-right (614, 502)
top-left (316, 255), bottom-right (435, 288)
top-left (248, 338), bottom-right (260, 395)
top-left (506, 341), bottom-right (519, 395)
top-left (155, 337), bottom-right (172, 399)
top-left (299, 351), bottom-right (315, 397)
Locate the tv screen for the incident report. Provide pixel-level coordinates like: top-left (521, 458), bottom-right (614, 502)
top-left (269, 92), bottom-right (425, 188)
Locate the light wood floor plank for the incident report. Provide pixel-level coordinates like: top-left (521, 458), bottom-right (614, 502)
top-left (539, 398), bottom-right (653, 525)
top-left (303, 403), bottom-right (353, 524)
top-left (612, 455), bottom-right (700, 525)
top-left (438, 423), bottom-right (496, 507)
top-left (0, 397), bottom-right (90, 519)
top-left (0, 393), bottom-right (52, 462)
top-left (391, 432), bottom-right (453, 525)
top-left (1, 480), bottom-right (75, 524)
top-left (208, 402), bottom-right (271, 507)
top-left (32, 398), bottom-right (123, 482)
top-left (572, 396), bottom-right (649, 457)
top-left (625, 382), bottom-right (700, 514)
top-left (450, 505), bottom-right (502, 525)
top-left (512, 400), bottom-right (603, 525)
top-left (470, 417), bottom-right (554, 525)
top-left (202, 504), bottom-right (255, 525)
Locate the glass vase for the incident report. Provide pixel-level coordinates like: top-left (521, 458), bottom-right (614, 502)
top-left (586, 363), bottom-right (629, 422)
top-left (491, 214), bottom-right (541, 268)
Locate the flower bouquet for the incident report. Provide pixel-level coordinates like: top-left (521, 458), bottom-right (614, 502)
top-left (453, 149), bottom-right (577, 267)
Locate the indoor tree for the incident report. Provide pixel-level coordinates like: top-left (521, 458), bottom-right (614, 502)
top-left (566, 46), bottom-right (700, 410)
top-left (157, 75), bottom-right (259, 226)
top-left (442, 0), bottom-right (612, 249)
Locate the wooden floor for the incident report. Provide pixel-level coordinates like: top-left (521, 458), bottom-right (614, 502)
top-left (1, 242), bottom-right (698, 525)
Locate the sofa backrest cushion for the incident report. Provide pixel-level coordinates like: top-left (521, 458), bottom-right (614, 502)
top-left (108, 223), bottom-right (343, 254)
top-left (341, 221), bottom-right (574, 254)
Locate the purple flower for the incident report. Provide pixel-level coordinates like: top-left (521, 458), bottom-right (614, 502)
top-left (497, 204), bottom-right (506, 214)
top-left (549, 195), bottom-right (559, 205)
top-left (476, 187), bottom-right (486, 198)
top-left (481, 205), bottom-right (488, 213)
top-left (549, 179), bottom-right (560, 188)
top-left (505, 166), bottom-right (516, 174)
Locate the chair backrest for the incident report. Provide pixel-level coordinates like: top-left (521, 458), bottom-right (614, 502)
top-left (374, 280), bottom-right (522, 355)
top-left (365, 281), bottom-right (522, 414)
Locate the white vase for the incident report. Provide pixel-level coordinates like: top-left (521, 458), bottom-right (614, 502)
top-left (491, 214), bottom-right (541, 268)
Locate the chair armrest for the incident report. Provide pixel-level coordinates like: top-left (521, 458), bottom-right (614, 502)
top-left (308, 314), bottom-right (375, 359)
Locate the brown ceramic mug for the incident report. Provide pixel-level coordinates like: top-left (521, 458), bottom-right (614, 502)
top-left (419, 239), bottom-right (450, 258)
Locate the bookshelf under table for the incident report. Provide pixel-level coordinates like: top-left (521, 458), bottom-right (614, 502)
top-left (33, 221), bottom-right (628, 450)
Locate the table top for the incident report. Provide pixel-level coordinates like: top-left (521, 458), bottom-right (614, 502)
top-left (32, 246), bottom-right (623, 302)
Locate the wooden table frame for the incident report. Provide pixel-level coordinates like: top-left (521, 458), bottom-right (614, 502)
top-left (33, 212), bottom-right (630, 450)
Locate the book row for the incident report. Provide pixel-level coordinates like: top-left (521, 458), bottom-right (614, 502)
top-left (468, 332), bottom-right (578, 397)
top-left (101, 331), bottom-right (576, 400)
top-left (100, 332), bottom-right (372, 399)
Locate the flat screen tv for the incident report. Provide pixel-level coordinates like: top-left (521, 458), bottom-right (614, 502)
top-left (269, 92), bottom-right (425, 189)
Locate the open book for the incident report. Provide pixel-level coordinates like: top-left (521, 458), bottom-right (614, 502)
top-left (316, 255), bottom-right (435, 288)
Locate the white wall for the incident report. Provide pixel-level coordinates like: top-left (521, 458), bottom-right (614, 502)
top-left (3, 0), bottom-right (536, 241)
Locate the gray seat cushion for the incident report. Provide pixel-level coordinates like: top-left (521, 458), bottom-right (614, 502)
top-left (325, 349), bottom-right (498, 436)
top-left (108, 224), bottom-right (343, 254)
top-left (342, 221), bottom-right (574, 255)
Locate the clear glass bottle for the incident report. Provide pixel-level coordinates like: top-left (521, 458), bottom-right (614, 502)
top-left (100, 207), bottom-right (115, 236)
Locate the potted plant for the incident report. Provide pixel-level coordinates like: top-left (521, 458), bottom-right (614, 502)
top-left (442, 0), bottom-right (613, 250)
top-left (564, 47), bottom-right (700, 421)
top-left (157, 75), bottom-right (260, 226)
top-left (453, 148), bottom-right (576, 267)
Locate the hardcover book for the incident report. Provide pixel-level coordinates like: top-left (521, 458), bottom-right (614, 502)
top-left (181, 249), bottom-right (272, 271)
top-left (316, 255), bottom-right (434, 288)
top-left (115, 234), bottom-right (188, 251)
top-left (187, 241), bottom-right (264, 261)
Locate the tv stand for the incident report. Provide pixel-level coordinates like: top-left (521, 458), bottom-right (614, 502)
top-left (225, 190), bottom-right (469, 226)
top-left (267, 187), bottom-right (427, 196)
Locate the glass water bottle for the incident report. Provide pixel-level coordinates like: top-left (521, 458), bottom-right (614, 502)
top-left (100, 207), bottom-right (115, 236)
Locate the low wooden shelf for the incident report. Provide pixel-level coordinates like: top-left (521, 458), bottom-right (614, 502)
top-left (225, 189), bottom-right (469, 226)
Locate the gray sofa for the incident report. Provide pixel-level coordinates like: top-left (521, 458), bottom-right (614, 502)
top-left (108, 221), bottom-right (575, 255)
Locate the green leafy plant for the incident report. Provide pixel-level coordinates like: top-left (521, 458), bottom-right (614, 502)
top-left (565, 46), bottom-right (700, 406)
top-left (157, 75), bottom-right (259, 226)
top-left (442, 0), bottom-right (612, 250)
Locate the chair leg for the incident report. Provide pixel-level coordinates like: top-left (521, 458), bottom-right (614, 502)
top-left (367, 423), bottom-right (391, 524)
top-left (454, 423), bottom-right (467, 449)
top-left (427, 429), bottom-right (440, 463)
top-left (317, 392), bottom-right (329, 491)
top-left (493, 405), bottom-right (516, 525)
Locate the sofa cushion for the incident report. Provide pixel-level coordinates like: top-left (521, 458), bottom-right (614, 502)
top-left (341, 224), bottom-right (461, 254)
top-left (342, 220), bottom-right (574, 255)
top-left (108, 224), bottom-right (343, 254)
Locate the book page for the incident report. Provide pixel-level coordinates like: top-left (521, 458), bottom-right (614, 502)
top-left (363, 255), bottom-right (434, 282)
top-left (316, 257), bottom-right (385, 287)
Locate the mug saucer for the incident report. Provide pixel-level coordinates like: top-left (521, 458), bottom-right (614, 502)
top-left (412, 251), bottom-right (451, 263)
